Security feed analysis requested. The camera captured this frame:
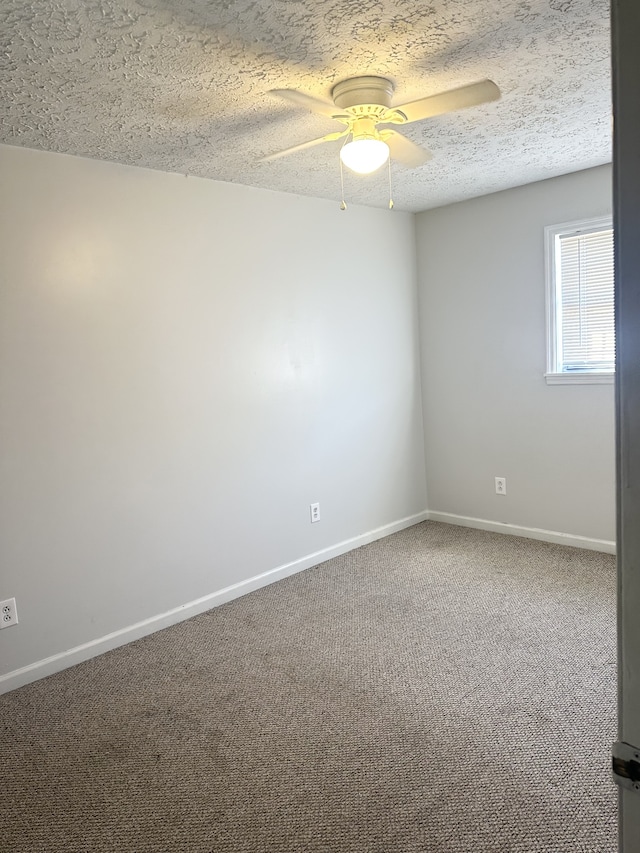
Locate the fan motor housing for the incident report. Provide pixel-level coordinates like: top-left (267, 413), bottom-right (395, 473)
top-left (332, 76), bottom-right (394, 111)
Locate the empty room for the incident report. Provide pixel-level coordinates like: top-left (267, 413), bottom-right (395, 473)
top-left (2, 0), bottom-right (637, 851)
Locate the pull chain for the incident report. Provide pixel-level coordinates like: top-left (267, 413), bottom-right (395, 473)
top-left (339, 158), bottom-right (347, 210)
top-left (338, 134), bottom-right (351, 210)
top-left (338, 138), bottom-right (350, 210)
top-left (388, 157), bottom-right (394, 210)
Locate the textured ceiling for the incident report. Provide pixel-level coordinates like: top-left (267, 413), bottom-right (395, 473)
top-left (0, 0), bottom-right (611, 212)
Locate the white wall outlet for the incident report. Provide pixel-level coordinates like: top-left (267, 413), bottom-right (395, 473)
top-left (495, 477), bottom-right (507, 495)
top-left (310, 502), bottom-right (320, 523)
top-left (0, 598), bottom-right (18, 629)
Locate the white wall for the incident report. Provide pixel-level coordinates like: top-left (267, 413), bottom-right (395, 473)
top-left (416, 165), bottom-right (615, 543)
top-left (0, 144), bottom-right (427, 681)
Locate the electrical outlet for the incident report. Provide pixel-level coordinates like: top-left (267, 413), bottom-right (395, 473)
top-left (310, 502), bottom-right (320, 523)
top-left (0, 598), bottom-right (18, 630)
top-left (495, 477), bottom-right (507, 496)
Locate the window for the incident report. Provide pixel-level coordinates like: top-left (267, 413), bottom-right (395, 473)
top-left (544, 216), bottom-right (614, 384)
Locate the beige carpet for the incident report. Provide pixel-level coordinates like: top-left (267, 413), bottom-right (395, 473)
top-left (0, 522), bottom-right (617, 852)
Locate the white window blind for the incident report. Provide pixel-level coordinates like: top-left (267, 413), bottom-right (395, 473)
top-left (545, 216), bottom-right (615, 383)
top-left (557, 227), bottom-right (614, 371)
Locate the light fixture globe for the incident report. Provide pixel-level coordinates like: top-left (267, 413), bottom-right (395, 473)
top-left (340, 138), bottom-right (390, 175)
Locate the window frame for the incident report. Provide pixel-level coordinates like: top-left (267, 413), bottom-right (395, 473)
top-left (544, 215), bottom-right (615, 385)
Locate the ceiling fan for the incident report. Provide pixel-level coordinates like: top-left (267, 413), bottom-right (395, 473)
top-left (261, 76), bottom-right (501, 175)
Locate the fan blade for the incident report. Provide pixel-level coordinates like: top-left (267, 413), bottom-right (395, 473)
top-left (269, 89), bottom-right (343, 119)
top-left (260, 130), bottom-right (348, 163)
top-left (395, 79), bottom-right (500, 124)
top-left (385, 130), bottom-right (432, 168)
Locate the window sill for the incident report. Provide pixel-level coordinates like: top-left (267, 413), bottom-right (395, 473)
top-left (545, 372), bottom-right (614, 385)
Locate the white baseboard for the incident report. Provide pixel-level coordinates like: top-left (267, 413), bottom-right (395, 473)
top-left (426, 510), bottom-right (616, 554)
top-left (0, 510), bottom-right (428, 695)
